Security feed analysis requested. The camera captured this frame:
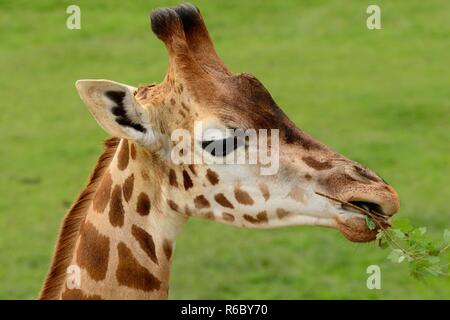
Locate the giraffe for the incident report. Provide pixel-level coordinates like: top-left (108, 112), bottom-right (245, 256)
top-left (40, 4), bottom-right (400, 300)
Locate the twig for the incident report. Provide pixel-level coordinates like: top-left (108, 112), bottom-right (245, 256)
top-left (314, 191), bottom-right (421, 260)
top-left (315, 191), bottom-right (449, 277)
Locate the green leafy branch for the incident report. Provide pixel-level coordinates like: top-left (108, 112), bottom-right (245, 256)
top-left (316, 191), bottom-right (450, 280)
top-left (375, 218), bottom-right (449, 279)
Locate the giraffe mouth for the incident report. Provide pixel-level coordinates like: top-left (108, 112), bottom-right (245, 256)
top-left (315, 192), bottom-right (391, 242)
top-left (341, 202), bottom-right (391, 226)
top-left (315, 192), bottom-right (389, 221)
top-left (336, 202), bottom-right (391, 243)
top-left (344, 201), bottom-right (387, 219)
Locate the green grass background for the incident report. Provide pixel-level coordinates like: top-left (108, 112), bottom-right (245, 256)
top-left (0, 0), bottom-right (449, 299)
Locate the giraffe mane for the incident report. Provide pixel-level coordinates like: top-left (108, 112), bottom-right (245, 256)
top-left (39, 137), bottom-right (120, 300)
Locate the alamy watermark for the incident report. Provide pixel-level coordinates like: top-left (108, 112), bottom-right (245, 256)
top-left (366, 5), bottom-right (381, 30)
top-left (66, 5), bottom-right (81, 30)
top-left (366, 265), bottom-right (381, 289)
top-left (170, 121), bottom-right (280, 176)
top-left (66, 265), bottom-right (81, 289)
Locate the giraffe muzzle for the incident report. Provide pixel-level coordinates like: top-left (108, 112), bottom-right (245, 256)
top-left (336, 200), bottom-right (393, 242)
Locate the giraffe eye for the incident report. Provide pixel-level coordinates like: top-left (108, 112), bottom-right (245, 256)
top-left (201, 136), bottom-right (244, 157)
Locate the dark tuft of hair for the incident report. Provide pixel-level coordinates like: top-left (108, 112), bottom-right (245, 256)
top-left (173, 3), bottom-right (202, 33)
top-left (150, 7), bottom-right (180, 41)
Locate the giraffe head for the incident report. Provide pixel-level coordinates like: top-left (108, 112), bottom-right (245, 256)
top-left (76, 4), bottom-right (399, 243)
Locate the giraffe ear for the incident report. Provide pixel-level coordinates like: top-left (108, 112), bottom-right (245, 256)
top-left (76, 80), bottom-right (156, 145)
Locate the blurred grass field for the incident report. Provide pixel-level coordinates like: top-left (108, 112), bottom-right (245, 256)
top-left (0, 0), bottom-right (449, 299)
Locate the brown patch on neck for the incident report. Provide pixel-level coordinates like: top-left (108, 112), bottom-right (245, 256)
top-left (109, 185), bottom-right (125, 227)
top-left (243, 211), bottom-right (268, 224)
top-left (203, 211), bottom-right (215, 220)
top-left (132, 225), bottom-right (158, 264)
top-left (76, 221), bottom-right (110, 281)
top-left (188, 164), bottom-right (197, 176)
top-left (194, 195), bottom-right (210, 209)
top-left (214, 193), bottom-right (234, 209)
top-left (116, 242), bottom-right (161, 292)
top-left (234, 187), bottom-right (254, 205)
top-left (182, 170), bottom-right (193, 190)
top-left (92, 172), bottom-right (113, 213)
top-left (117, 139), bottom-right (130, 170)
top-left (222, 212), bottom-right (235, 222)
top-left (168, 169), bottom-right (178, 187)
top-left (205, 169), bottom-right (219, 185)
top-left (162, 239), bottom-right (173, 260)
top-left (130, 143), bottom-right (137, 160)
top-left (136, 192), bottom-right (151, 216)
top-left (40, 137), bottom-right (120, 300)
top-left (122, 174), bottom-right (134, 202)
top-left (276, 208), bottom-right (294, 219)
top-left (167, 200), bottom-right (179, 212)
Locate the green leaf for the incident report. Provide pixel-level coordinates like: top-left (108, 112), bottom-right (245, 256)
top-left (393, 218), bottom-right (413, 232)
top-left (426, 243), bottom-right (440, 256)
top-left (388, 249), bottom-right (405, 263)
top-left (419, 266), bottom-right (440, 277)
top-left (378, 238), bottom-right (389, 249)
top-left (365, 216), bottom-right (376, 230)
top-left (390, 229), bottom-right (407, 240)
top-left (376, 219), bottom-right (449, 279)
top-left (376, 230), bottom-right (385, 240)
top-left (409, 228), bottom-right (427, 241)
top-left (424, 256), bottom-right (440, 265)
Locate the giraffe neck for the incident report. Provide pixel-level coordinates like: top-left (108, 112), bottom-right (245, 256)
top-left (60, 139), bottom-right (187, 299)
